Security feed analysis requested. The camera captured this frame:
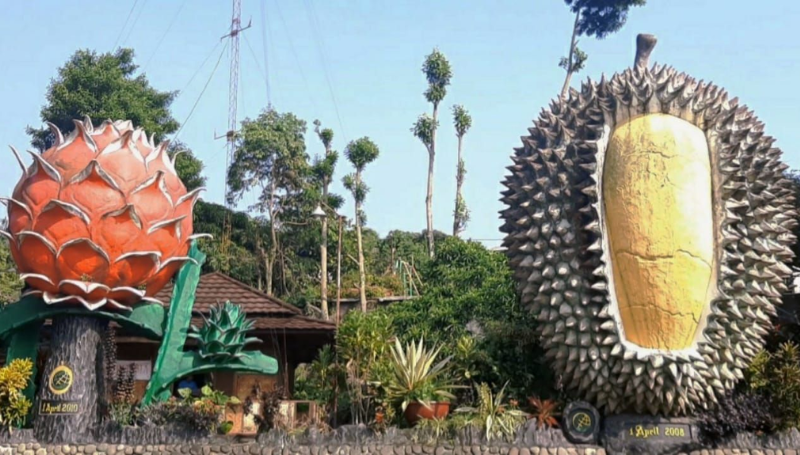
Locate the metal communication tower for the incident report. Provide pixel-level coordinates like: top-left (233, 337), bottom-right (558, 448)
top-left (219, 0), bottom-right (251, 252)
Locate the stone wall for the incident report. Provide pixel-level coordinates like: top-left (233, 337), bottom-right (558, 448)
top-left (4, 442), bottom-right (800, 455)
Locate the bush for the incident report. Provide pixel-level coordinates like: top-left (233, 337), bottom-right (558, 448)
top-left (697, 391), bottom-right (778, 444)
top-left (0, 358), bottom-right (33, 431)
top-left (746, 341), bottom-right (800, 429)
top-left (139, 385), bottom-right (239, 434)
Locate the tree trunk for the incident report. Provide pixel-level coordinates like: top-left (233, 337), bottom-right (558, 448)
top-left (426, 103), bottom-right (439, 259)
top-left (559, 12), bottom-right (580, 102)
top-left (336, 216), bottom-right (343, 324)
top-left (355, 171), bottom-right (367, 312)
top-left (320, 214), bottom-right (329, 319)
top-left (34, 316), bottom-right (105, 444)
top-left (453, 134), bottom-right (465, 236)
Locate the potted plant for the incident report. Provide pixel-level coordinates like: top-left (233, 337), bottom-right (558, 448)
top-left (384, 337), bottom-right (458, 425)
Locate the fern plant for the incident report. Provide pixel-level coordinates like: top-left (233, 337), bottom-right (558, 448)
top-left (456, 382), bottom-right (528, 442)
top-left (0, 358), bottom-right (33, 431)
top-left (746, 341), bottom-right (800, 429)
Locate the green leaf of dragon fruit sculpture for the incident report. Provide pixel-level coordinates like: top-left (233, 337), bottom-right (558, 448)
top-left (189, 301), bottom-right (261, 362)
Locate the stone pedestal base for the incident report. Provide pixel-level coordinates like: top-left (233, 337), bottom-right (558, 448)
top-left (602, 414), bottom-right (700, 454)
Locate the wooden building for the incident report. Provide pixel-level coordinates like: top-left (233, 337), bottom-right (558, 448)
top-left (116, 272), bottom-right (336, 433)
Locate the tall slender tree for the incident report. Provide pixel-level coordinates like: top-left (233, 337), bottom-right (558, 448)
top-left (343, 137), bottom-right (380, 312)
top-left (413, 49), bottom-right (452, 258)
top-left (227, 108), bottom-right (309, 296)
top-left (451, 105), bottom-right (473, 237)
top-left (559, 0), bottom-right (646, 101)
top-left (313, 120), bottom-right (338, 319)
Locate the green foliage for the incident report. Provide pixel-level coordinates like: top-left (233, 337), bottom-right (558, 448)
top-left (422, 49), bottom-right (452, 105)
top-left (27, 48), bottom-right (178, 151)
top-left (455, 382), bottom-right (528, 442)
top-left (294, 345), bottom-right (339, 406)
top-left (168, 141), bottom-right (207, 192)
top-left (412, 114), bottom-right (437, 150)
top-left (385, 237), bottom-right (555, 399)
top-left (384, 338), bottom-right (457, 411)
top-left (785, 171), bottom-right (800, 269)
top-left (227, 108), bottom-right (309, 210)
top-left (746, 342), bottom-right (800, 429)
top-left (344, 137), bottom-right (380, 171)
top-left (0, 220), bottom-right (22, 304)
top-left (451, 105), bottom-right (472, 137)
top-left (558, 46), bottom-right (588, 73)
top-left (141, 385), bottom-right (240, 434)
top-left (564, 0), bottom-right (647, 39)
top-left (343, 174), bottom-right (369, 205)
top-left (188, 301), bottom-right (260, 362)
top-left (0, 358), bottom-right (33, 431)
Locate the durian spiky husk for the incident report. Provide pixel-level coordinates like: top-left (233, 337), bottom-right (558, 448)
top-left (500, 63), bottom-right (797, 415)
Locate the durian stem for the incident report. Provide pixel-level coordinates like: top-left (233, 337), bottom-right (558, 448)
top-left (634, 34), bottom-right (657, 70)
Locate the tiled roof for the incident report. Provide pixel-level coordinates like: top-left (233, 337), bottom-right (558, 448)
top-left (155, 272), bottom-right (302, 316)
top-left (190, 315), bottom-right (336, 332)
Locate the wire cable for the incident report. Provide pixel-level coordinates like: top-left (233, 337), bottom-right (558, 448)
top-left (142, 0), bottom-right (188, 71)
top-left (121, 0), bottom-right (149, 47)
top-left (178, 40), bottom-right (223, 98)
top-left (243, 33), bottom-right (269, 105)
top-left (113, 0), bottom-right (139, 49)
top-left (172, 41), bottom-right (230, 142)
top-left (273, 0), bottom-right (318, 112)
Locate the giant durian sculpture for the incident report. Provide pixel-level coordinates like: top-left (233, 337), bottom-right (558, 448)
top-left (500, 35), bottom-right (797, 415)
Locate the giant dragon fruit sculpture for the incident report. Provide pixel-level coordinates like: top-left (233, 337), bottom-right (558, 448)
top-left (2, 117), bottom-right (204, 310)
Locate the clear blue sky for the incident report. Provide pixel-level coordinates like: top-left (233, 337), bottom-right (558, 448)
top-left (1, 1), bottom-right (798, 248)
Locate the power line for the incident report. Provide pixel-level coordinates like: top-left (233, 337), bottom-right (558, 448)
top-left (172, 41), bottom-right (229, 142)
top-left (179, 40), bottom-right (223, 97)
top-left (113, 0), bottom-right (139, 49)
top-left (260, 0), bottom-right (272, 106)
top-left (243, 33), bottom-right (269, 104)
top-left (272, 0), bottom-right (318, 112)
top-left (143, 0), bottom-right (188, 71)
top-left (303, 0), bottom-right (347, 140)
top-left (121, 0), bottom-right (149, 47)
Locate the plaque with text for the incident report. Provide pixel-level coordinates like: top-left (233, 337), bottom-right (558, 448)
top-left (603, 414), bottom-right (699, 454)
top-left (39, 400), bottom-right (80, 415)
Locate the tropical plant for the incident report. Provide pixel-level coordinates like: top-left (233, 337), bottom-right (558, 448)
top-left (746, 341), bottom-right (800, 429)
top-left (451, 105), bottom-right (472, 237)
top-left (456, 382), bottom-right (528, 442)
top-left (527, 396), bottom-right (561, 429)
top-left (559, 0), bottom-right (646, 100)
top-left (312, 119), bottom-right (339, 319)
top-left (0, 358), bottom-right (33, 431)
top-left (189, 301), bottom-right (260, 362)
top-left (414, 49), bottom-right (452, 258)
top-left (384, 338), bottom-right (457, 412)
top-left (243, 384), bottom-right (285, 432)
top-left (0, 219), bottom-right (21, 304)
top-left (343, 137), bottom-right (381, 312)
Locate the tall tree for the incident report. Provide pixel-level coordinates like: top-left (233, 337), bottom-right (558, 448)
top-left (313, 120), bottom-right (339, 319)
top-left (0, 219), bottom-right (22, 304)
top-left (167, 141), bottom-right (207, 192)
top-left (343, 137), bottom-right (380, 312)
top-left (559, 0), bottom-right (646, 101)
top-left (27, 48), bottom-right (179, 151)
top-left (413, 49), bottom-right (452, 258)
top-left (451, 105), bottom-right (473, 237)
top-left (227, 108), bottom-right (309, 296)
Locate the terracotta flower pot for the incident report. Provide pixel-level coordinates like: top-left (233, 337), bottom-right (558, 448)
top-left (403, 401), bottom-right (450, 426)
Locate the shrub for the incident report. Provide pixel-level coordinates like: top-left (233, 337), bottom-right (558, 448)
top-left (527, 396), bottom-right (560, 429)
top-left (244, 384), bottom-right (285, 432)
top-left (139, 385), bottom-right (239, 434)
top-left (0, 358), bottom-right (33, 431)
top-left (383, 337), bottom-right (458, 411)
top-left (746, 341), bottom-right (800, 429)
top-left (456, 382), bottom-right (528, 442)
top-left (697, 391), bottom-right (778, 445)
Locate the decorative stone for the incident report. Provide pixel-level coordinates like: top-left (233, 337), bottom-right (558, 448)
top-left (562, 402), bottom-right (600, 445)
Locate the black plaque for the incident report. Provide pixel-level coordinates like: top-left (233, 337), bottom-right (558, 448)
top-left (562, 401), bottom-right (600, 444)
top-left (603, 414), bottom-right (700, 454)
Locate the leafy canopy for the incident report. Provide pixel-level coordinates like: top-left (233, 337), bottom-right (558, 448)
top-left (452, 105), bottom-right (472, 138)
top-left (227, 108), bottom-right (309, 213)
top-left (28, 48), bottom-right (179, 151)
top-left (564, 0), bottom-right (646, 39)
top-left (412, 114), bottom-right (437, 150)
top-left (344, 137), bottom-right (380, 171)
top-left (167, 141), bottom-right (207, 192)
top-left (422, 49), bottom-right (452, 105)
